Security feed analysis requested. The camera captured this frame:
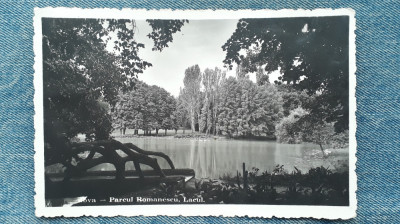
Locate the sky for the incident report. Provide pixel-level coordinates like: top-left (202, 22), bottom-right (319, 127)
top-left (132, 19), bottom-right (239, 97)
top-left (106, 19), bottom-right (281, 96)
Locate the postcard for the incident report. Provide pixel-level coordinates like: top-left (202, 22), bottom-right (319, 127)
top-left (34, 7), bottom-right (357, 218)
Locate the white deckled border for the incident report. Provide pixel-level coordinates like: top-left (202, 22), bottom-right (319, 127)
top-left (34, 7), bottom-right (357, 219)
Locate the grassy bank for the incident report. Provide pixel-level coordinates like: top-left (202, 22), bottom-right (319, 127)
top-left (72, 164), bottom-right (348, 206)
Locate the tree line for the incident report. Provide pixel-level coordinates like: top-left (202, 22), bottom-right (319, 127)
top-left (177, 64), bottom-right (284, 138)
top-left (112, 15), bottom-right (350, 148)
top-left (112, 81), bottom-right (177, 136)
top-left (44, 16), bottom-right (350, 151)
top-left (113, 61), bottom-right (348, 151)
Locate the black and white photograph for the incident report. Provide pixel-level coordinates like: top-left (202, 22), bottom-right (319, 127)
top-left (34, 8), bottom-right (356, 218)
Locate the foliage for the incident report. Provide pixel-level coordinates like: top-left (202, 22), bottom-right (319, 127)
top-left (175, 90), bottom-right (190, 132)
top-left (217, 77), bottom-right (283, 137)
top-left (275, 107), bottom-right (308, 143)
top-left (277, 85), bottom-right (312, 117)
top-left (276, 107), bottom-right (349, 151)
top-left (175, 65), bottom-right (287, 138)
top-left (43, 18), bottom-right (186, 167)
top-left (112, 81), bottom-right (177, 135)
top-left (146, 20), bottom-right (188, 51)
top-left (222, 16), bottom-right (350, 132)
top-left (43, 18), bottom-right (137, 141)
top-left (246, 165), bottom-right (348, 205)
top-left (43, 18), bottom-right (185, 142)
top-left (330, 130), bottom-right (350, 149)
top-left (255, 66), bottom-right (269, 86)
top-left (145, 165), bottom-right (348, 206)
top-left (198, 67), bottom-right (225, 134)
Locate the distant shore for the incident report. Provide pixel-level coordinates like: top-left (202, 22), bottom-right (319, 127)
top-left (112, 133), bottom-right (226, 140)
top-left (112, 131), bottom-right (276, 141)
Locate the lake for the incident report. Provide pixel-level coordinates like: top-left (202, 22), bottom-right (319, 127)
top-left (109, 137), bottom-right (346, 179)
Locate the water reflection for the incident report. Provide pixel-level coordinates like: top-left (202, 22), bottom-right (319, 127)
top-left (115, 138), bottom-right (321, 179)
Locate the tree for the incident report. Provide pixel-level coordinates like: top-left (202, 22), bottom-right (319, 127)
top-left (211, 68), bottom-right (226, 135)
top-left (275, 107), bottom-right (308, 144)
top-left (222, 16), bottom-right (349, 132)
top-left (199, 67), bottom-right (225, 135)
top-left (44, 18), bottom-right (185, 140)
top-left (255, 66), bottom-right (269, 86)
top-left (303, 121), bottom-right (335, 157)
top-left (251, 83), bottom-right (283, 137)
top-left (43, 18), bottom-right (186, 180)
top-left (151, 85), bottom-right (176, 135)
top-left (175, 91), bottom-right (190, 133)
top-left (217, 77), bottom-right (241, 137)
top-left (277, 85), bottom-right (312, 117)
top-left (112, 82), bottom-right (177, 136)
top-left (216, 75), bottom-right (283, 138)
top-left (181, 65), bottom-right (202, 133)
top-left (235, 63), bottom-right (249, 80)
top-left (276, 107), bottom-right (348, 156)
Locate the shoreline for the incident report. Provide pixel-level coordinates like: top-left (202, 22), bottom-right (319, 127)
top-left (112, 133), bottom-right (277, 141)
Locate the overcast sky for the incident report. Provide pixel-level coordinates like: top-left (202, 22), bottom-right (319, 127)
top-left (133, 20), bottom-right (239, 97)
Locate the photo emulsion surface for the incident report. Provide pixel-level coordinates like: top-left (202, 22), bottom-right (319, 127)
top-left (34, 8), bottom-right (356, 218)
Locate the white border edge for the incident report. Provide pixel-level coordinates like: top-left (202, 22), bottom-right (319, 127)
top-left (33, 7), bottom-right (357, 219)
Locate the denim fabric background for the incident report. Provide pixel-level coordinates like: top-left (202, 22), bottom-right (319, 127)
top-left (0, 0), bottom-right (399, 223)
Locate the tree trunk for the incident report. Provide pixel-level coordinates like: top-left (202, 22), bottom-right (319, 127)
top-left (319, 143), bottom-right (326, 157)
top-left (165, 129), bottom-right (167, 136)
top-left (190, 108), bottom-right (195, 133)
top-left (156, 128), bottom-right (159, 136)
top-left (197, 113), bottom-right (201, 132)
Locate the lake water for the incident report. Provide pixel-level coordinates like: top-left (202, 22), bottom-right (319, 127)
top-left (113, 137), bottom-right (330, 179)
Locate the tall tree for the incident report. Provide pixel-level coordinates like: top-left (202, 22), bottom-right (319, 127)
top-left (217, 76), bottom-right (283, 138)
top-left (200, 68), bottom-right (213, 134)
top-left (217, 77), bottom-right (241, 137)
top-left (222, 16), bottom-right (349, 132)
top-left (181, 65), bottom-right (202, 133)
top-left (176, 90), bottom-right (190, 133)
top-left (212, 68), bottom-right (225, 135)
top-left (43, 18), bottom-right (186, 167)
top-left (198, 67), bottom-right (226, 135)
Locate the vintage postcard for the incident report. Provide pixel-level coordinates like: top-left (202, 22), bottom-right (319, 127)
top-left (34, 8), bottom-right (357, 218)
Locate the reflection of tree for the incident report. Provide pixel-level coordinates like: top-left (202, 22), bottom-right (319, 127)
top-left (188, 140), bottom-right (220, 178)
top-left (189, 140), bottom-right (201, 176)
top-left (204, 142), bottom-right (218, 178)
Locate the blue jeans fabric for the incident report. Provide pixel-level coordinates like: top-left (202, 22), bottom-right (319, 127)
top-left (0, 0), bottom-right (399, 223)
